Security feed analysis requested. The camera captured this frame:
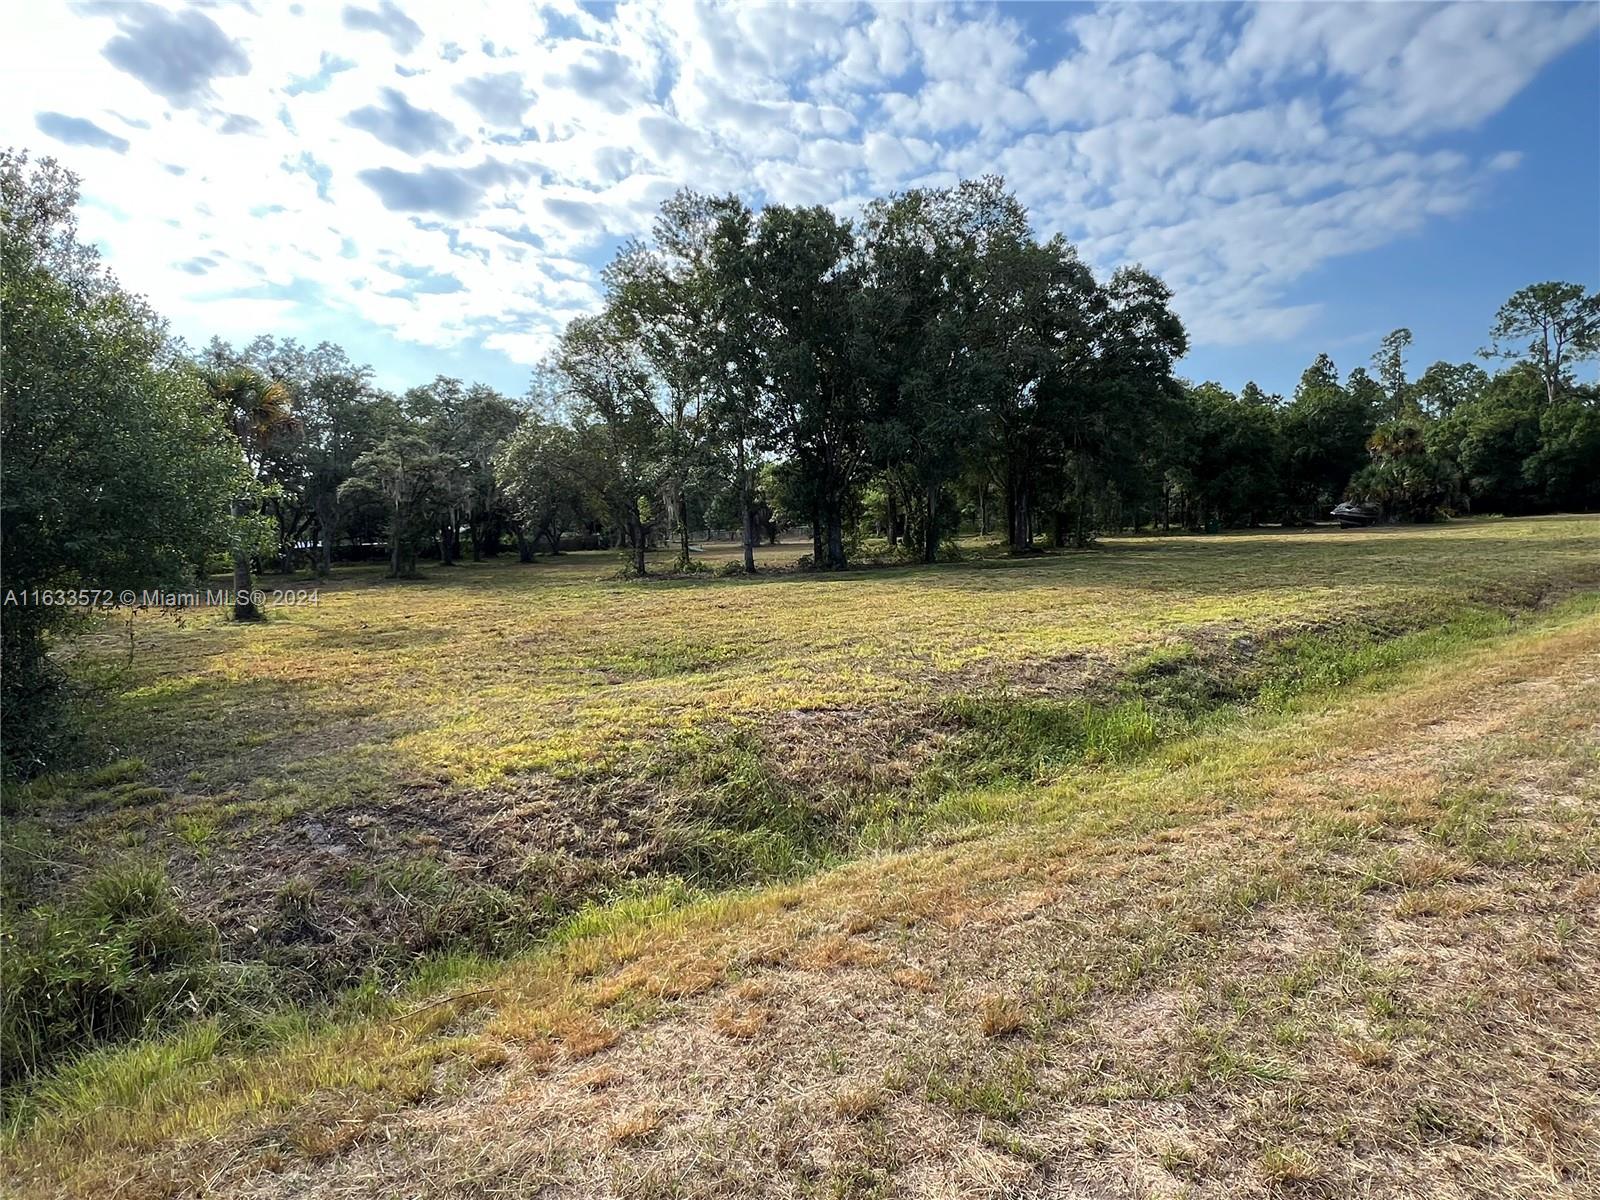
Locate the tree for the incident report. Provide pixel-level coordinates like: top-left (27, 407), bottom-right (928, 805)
top-left (605, 202), bottom-right (718, 571)
top-left (1350, 419), bottom-right (1460, 522)
top-left (200, 365), bottom-right (294, 618)
top-left (693, 195), bottom-right (772, 573)
top-left (1372, 328), bottom-right (1414, 421)
top-left (1065, 264), bottom-right (1187, 545)
top-left (973, 223), bottom-right (1101, 554)
top-left (1345, 366), bottom-right (1385, 420)
top-left (751, 204), bottom-right (874, 568)
top-left (407, 377), bottom-right (523, 563)
top-left (198, 336), bottom-right (374, 574)
top-left (861, 184), bottom-right (990, 562)
top-left (495, 415), bottom-right (596, 558)
top-left (555, 316), bottom-right (664, 576)
top-left (1527, 384), bottom-right (1600, 510)
top-left (338, 433), bottom-right (451, 578)
top-left (1, 150), bottom-right (246, 774)
top-left (1428, 365), bottom-right (1541, 514)
top-left (1412, 360), bottom-right (1487, 419)
top-left (1280, 354), bottom-right (1374, 520)
top-left (1171, 382), bottom-right (1281, 528)
top-left (1482, 281), bottom-right (1600, 409)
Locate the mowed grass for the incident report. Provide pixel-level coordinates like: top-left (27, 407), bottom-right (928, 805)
top-left (5, 515), bottom-right (1594, 1105)
top-left (4, 556), bottom-right (1597, 1199)
top-left (63, 516), bottom-right (1600, 801)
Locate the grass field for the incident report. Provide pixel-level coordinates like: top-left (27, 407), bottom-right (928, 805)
top-left (4, 516), bottom-right (1599, 1198)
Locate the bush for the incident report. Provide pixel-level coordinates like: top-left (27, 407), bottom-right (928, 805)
top-left (1, 617), bottom-right (74, 782)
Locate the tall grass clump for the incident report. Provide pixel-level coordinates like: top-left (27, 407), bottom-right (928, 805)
top-left (0, 862), bottom-right (220, 1098)
top-left (651, 726), bottom-right (836, 884)
top-left (931, 695), bottom-right (1159, 788)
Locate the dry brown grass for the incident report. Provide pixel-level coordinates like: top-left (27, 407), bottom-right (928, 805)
top-left (976, 993), bottom-right (1027, 1039)
top-left (833, 1084), bottom-right (884, 1120)
top-left (605, 1104), bottom-right (662, 1145)
top-left (709, 1000), bottom-right (771, 1040)
top-left (1258, 1145), bottom-right (1321, 1184)
top-left (557, 1014), bottom-right (620, 1061)
top-left (891, 966), bottom-right (938, 993)
top-left (842, 911), bottom-right (875, 935)
top-left (574, 1065), bottom-right (624, 1091)
top-left (793, 932), bottom-right (884, 971)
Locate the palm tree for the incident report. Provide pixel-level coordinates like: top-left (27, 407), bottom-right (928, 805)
top-left (202, 366), bottom-right (293, 620)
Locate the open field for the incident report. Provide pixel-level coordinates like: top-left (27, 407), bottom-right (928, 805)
top-left (4, 515), bottom-right (1600, 1198)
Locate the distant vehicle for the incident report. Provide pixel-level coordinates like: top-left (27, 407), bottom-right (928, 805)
top-left (1331, 501), bottom-right (1380, 528)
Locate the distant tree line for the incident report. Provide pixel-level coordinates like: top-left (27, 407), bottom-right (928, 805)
top-left (3, 147), bottom-right (1598, 773)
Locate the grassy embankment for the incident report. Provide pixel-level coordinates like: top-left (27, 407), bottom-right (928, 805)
top-left (2, 515), bottom-right (1597, 1196)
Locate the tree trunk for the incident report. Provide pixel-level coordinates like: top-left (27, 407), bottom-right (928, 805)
top-left (439, 518), bottom-right (456, 566)
top-left (811, 500), bottom-right (823, 564)
top-left (230, 496), bottom-right (261, 620)
top-left (515, 528), bottom-right (534, 563)
top-left (676, 492), bottom-right (691, 570)
top-left (739, 446), bottom-right (756, 574)
top-left (886, 488), bottom-right (898, 548)
top-left (1073, 476), bottom-right (1088, 548)
top-left (826, 504), bottom-right (846, 569)
top-left (629, 513), bottom-right (647, 576)
top-left (922, 482), bottom-right (939, 564)
top-left (1009, 477), bottom-right (1032, 553)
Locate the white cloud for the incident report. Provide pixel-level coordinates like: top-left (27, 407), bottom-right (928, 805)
top-left (1, 0), bottom-right (1592, 378)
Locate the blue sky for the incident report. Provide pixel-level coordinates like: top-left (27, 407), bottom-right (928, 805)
top-left (4, 1), bottom-right (1597, 400)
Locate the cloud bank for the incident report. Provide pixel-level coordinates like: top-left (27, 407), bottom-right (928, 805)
top-left (5, 1), bottom-right (1594, 376)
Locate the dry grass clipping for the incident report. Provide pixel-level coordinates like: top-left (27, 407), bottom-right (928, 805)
top-left (711, 1001), bottom-right (772, 1040)
top-left (977, 993), bottom-right (1027, 1038)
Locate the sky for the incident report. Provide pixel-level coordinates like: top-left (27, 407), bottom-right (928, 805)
top-left (4, 1), bottom-right (1598, 400)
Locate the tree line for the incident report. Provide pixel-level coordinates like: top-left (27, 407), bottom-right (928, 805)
top-left (3, 147), bottom-right (1597, 773)
top-left (192, 178), bottom-right (1600, 586)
